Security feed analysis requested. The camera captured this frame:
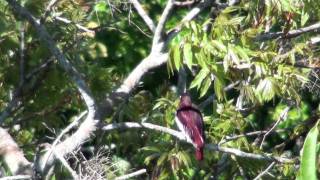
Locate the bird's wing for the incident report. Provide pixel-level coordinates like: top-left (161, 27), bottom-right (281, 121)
top-left (176, 107), bottom-right (204, 147)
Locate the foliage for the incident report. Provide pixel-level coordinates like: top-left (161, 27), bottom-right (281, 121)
top-left (297, 121), bottom-right (319, 180)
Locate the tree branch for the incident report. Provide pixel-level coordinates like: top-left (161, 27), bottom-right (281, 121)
top-left (101, 122), bottom-right (295, 163)
top-left (129, 0), bottom-right (155, 33)
top-left (152, 0), bottom-right (175, 52)
top-left (256, 21), bottom-right (320, 41)
top-left (0, 175), bottom-right (31, 180)
top-left (0, 128), bottom-right (32, 175)
top-left (259, 106), bottom-right (290, 149)
top-left (253, 162), bottom-right (276, 180)
top-left (53, 15), bottom-right (95, 35)
top-left (115, 169), bottom-right (147, 180)
top-left (41, 111), bottom-right (87, 171)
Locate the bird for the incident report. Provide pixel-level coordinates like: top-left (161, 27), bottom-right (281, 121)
top-left (175, 93), bottom-right (205, 161)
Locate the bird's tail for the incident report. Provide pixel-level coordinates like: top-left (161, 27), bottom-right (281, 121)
top-left (195, 147), bottom-right (204, 161)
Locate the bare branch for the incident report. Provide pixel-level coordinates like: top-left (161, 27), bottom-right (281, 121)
top-left (0, 128), bottom-right (32, 175)
top-left (260, 107), bottom-right (290, 149)
top-left (129, 0), bottom-right (156, 32)
top-left (115, 169), bottom-right (147, 180)
top-left (256, 21), bottom-right (320, 41)
top-left (54, 151), bottom-right (79, 179)
top-left (42, 111), bottom-right (87, 170)
top-left (40, 0), bottom-right (59, 23)
top-left (116, 53), bottom-right (168, 94)
top-left (0, 175), bottom-right (31, 180)
top-left (18, 22), bottom-right (25, 87)
top-left (308, 35), bottom-right (320, 45)
top-left (253, 162), bottom-right (276, 180)
top-left (102, 122), bottom-right (188, 142)
top-left (167, 0), bottom-right (215, 41)
top-left (220, 129), bottom-right (286, 144)
top-left (174, 0), bottom-right (197, 7)
top-left (181, 0), bottom-right (213, 23)
top-left (101, 122), bottom-right (295, 163)
top-left (152, 0), bottom-right (175, 51)
top-left (207, 144), bottom-right (292, 163)
top-left (53, 15), bottom-right (95, 35)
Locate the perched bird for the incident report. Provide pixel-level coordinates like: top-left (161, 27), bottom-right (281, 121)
top-left (175, 93), bottom-right (205, 161)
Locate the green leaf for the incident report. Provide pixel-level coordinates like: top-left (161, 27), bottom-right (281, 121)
top-left (200, 76), bottom-right (211, 97)
top-left (183, 43), bottom-right (193, 70)
top-left (144, 153), bottom-right (160, 165)
top-left (301, 10), bottom-right (309, 26)
top-left (212, 40), bottom-right (227, 53)
top-left (297, 121), bottom-right (319, 180)
top-left (256, 77), bottom-right (279, 101)
top-left (157, 153), bottom-right (168, 166)
top-left (173, 45), bottom-right (182, 70)
top-left (94, 1), bottom-right (107, 12)
top-left (190, 68), bottom-right (210, 90)
top-left (214, 78), bottom-right (225, 101)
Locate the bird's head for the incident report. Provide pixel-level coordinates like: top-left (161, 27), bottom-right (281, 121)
top-left (179, 93), bottom-right (192, 108)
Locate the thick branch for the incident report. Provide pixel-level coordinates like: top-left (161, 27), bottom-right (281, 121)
top-left (0, 128), bottom-right (32, 175)
top-left (116, 53), bottom-right (168, 94)
top-left (102, 122), bottom-right (294, 163)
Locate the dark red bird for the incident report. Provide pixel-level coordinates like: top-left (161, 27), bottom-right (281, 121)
top-left (175, 93), bottom-right (205, 161)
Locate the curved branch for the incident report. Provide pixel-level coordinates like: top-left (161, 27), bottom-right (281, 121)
top-left (0, 128), bottom-right (32, 175)
top-left (102, 122), bottom-right (295, 163)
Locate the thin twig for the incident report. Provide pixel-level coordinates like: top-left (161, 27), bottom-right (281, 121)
top-left (115, 169), bottom-right (147, 180)
top-left (253, 162), bottom-right (276, 180)
top-left (220, 131), bottom-right (268, 144)
top-left (167, 0), bottom-right (215, 42)
top-left (256, 21), bottom-right (320, 41)
top-left (260, 107), bottom-right (290, 149)
top-left (41, 0), bottom-right (59, 23)
top-left (53, 15), bottom-right (95, 35)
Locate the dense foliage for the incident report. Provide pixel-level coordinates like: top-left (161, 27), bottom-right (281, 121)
top-left (0, 0), bottom-right (319, 179)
